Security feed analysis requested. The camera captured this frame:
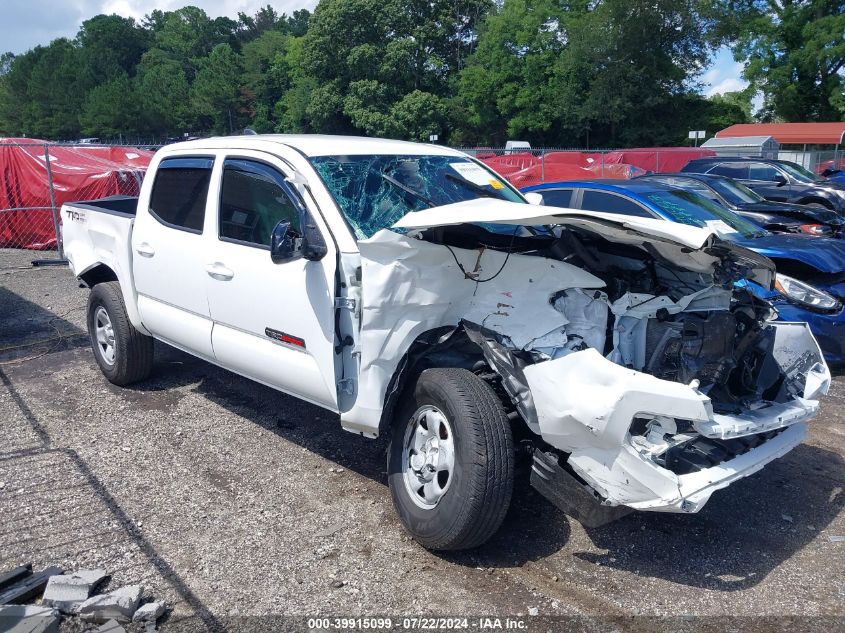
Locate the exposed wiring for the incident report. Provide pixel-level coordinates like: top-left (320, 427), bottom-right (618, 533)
top-left (443, 227), bottom-right (519, 284)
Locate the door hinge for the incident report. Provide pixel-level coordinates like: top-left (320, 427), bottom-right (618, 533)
top-left (334, 297), bottom-right (356, 311)
top-left (337, 378), bottom-right (355, 395)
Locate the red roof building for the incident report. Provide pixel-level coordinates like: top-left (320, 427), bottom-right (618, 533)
top-left (715, 123), bottom-right (845, 146)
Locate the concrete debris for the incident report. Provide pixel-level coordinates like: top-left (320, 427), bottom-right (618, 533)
top-left (829, 535), bottom-right (845, 543)
top-left (43, 569), bottom-right (107, 613)
top-left (132, 600), bottom-right (166, 623)
top-left (76, 584), bottom-right (142, 623)
top-left (96, 619), bottom-right (126, 633)
top-left (0, 566), bottom-right (63, 606)
top-left (0, 604), bottom-right (60, 633)
top-left (527, 607), bottom-right (539, 616)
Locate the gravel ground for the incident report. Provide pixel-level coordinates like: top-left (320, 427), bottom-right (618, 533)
top-left (1, 248), bottom-right (843, 631)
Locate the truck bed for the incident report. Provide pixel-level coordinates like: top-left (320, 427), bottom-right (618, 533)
top-left (66, 195), bottom-right (139, 217)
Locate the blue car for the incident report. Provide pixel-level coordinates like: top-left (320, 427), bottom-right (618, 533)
top-left (522, 180), bottom-right (845, 363)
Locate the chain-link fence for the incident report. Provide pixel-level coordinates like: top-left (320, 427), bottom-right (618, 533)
top-left (455, 146), bottom-right (845, 189)
top-left (0, 142), bottom-right (153, 264)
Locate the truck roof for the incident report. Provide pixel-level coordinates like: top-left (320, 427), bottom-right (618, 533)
top-left (165, 134), bottom-right (463, 158)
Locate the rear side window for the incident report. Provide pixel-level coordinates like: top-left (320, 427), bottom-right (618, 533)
top-left (749, 163), bottom-right (781, 181)
top-left (580, 190), bottom-right (654, 218)
top-left (149, 157), bottom-right (213, 233)
top-left (539, 188), bottom-right (574, 207)
top-left (219, 159), bottom-right (302, 248)
top-left (708, 163), bottom-right (749, 179)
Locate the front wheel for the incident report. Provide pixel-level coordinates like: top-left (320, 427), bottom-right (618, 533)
top-left (87, 281), bottom-right (154, 386)
top-left (388, 368), bottom-right (514, 550)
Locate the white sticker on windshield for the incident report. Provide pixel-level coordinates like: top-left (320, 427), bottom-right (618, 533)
top-left (450, 162), bottom-right (495, 187)
top-left (703, 219), bottom-right (739, 237)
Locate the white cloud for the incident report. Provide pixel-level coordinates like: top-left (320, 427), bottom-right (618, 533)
top-left (706, 77), bottom-right (747, 97)
top-left (3, 0), bottom-right (317, 54)
top-left (703, 56), bottom-right (748, 97)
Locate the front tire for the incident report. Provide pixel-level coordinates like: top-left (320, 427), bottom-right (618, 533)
top-left (388, 368), bottom-right (514, 550)
top-left (87, 281), bottom-right (154, 386)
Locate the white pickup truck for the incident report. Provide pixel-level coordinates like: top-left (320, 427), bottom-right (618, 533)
top-left (62, 135), bottom-right (830, 550)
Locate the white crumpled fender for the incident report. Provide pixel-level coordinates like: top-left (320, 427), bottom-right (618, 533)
top-left (340, 229), bottom-right (604, 433)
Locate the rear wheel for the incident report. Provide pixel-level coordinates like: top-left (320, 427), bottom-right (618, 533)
top-left (87, 281), bottom-right (154, 385)
top-left (388, 368), bottom-right (514, 550)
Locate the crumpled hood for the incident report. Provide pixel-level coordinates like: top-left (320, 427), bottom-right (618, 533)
top-left (393, 198), bottom-right (775, 286)
top-left (736, 233), bottom-right (845, 274)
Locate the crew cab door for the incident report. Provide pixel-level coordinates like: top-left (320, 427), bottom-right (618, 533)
top-left (132, 155), bottom-right (216, 359)
top-left (204, 151), bottom-right (339, 409)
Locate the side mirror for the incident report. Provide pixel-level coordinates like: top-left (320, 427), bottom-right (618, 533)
top-left (774, 174), bottom-right (787, 186)
top-left (270, 220), bottom-right (301, 263)
top-left (524, 192), bottom-right (544, 206)
top-left (270, 215), bottom-right (328, 264)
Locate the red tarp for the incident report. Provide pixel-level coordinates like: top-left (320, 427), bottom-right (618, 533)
top-left (479, 147), bottom-right (715, 188)
top-left (597, 148), bottom-right (716, 173)
top-left (0, 138), bottom-right (153, 249)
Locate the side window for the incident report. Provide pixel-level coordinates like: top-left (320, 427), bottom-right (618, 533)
top-left (708, 163), bottom-right (748, 179)
top-left (539, 189), bottom-right (574, 207)
top-left (749, 163), bottom-right (781, 181)
top-left (219, 159), bottom-right (302, 248)
top-left (149, 157), bottom-right (213, 233)
top-left (580, 190), bottom-right (654, 218)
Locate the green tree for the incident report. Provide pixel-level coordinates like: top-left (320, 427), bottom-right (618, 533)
top-left (135, 49), bottom-right (193, 136)
top-left (458, 0), bottom-right (715, 146)
top-left (191, 43), bottom-right (242, 134)
top-left (79, 74), bottom-right (138, 137)
top-left (76, 14), bottom-right (150, 84)
top-left (300, 0), bottom-right (491, 137)
top-left (712, 0), bottom-right (845, 121)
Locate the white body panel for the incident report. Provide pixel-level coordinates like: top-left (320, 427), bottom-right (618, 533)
top-left (61, 133), bottom-right (831, 517)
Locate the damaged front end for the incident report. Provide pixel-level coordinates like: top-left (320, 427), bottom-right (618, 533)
top-left (354, 199), bottom-right (830, 520)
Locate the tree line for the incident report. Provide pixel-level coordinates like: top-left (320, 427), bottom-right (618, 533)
top-left (0, 0), bottom-right (842, 147)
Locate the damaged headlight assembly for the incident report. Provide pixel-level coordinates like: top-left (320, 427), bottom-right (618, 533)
top-left (774, 273), bottom-right (841, 312)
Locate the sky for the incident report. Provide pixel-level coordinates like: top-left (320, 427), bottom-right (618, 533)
top-left (3, 1), bottom-right (747, 99)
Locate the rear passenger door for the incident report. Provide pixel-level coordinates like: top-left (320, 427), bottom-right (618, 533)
top-left (132, 155), bottom-right (216, 359)
top-left (204, 152), bottom-right (339, 409)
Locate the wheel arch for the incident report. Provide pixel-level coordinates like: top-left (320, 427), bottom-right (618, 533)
top-left (796, 196), bottom-right (834, 210)
top-left (78, 262), bottom-right (118, 288)
top-left (78, 262), bottom-right (149, 336)
top-left (377, 325), bottom-right (489, 436)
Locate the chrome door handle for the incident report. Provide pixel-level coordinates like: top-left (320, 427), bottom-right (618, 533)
top-left (135, 242), bottom-right (155, 257)
top-left (206, 262), bottom-right (234, 281)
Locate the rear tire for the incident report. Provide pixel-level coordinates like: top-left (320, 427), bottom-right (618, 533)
top-left (388, 368), bottom-right (514, 550)
top-left (87, 281), bottom-right (154, 386)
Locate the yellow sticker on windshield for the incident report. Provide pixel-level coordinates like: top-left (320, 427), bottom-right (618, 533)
top-left (489, 179), bottom-right (504, 189)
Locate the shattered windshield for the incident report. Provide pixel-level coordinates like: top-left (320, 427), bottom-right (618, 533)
top-left (310, 154), bottom-right (524, 239)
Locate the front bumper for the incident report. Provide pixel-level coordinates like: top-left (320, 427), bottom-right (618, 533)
top-left (523, 322), bottom-right (829, 514)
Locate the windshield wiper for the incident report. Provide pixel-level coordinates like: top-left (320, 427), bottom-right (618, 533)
top-left (381, 171), bottom-right (435, 208)
top-left (445, 172), bottom-right (506, 201)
